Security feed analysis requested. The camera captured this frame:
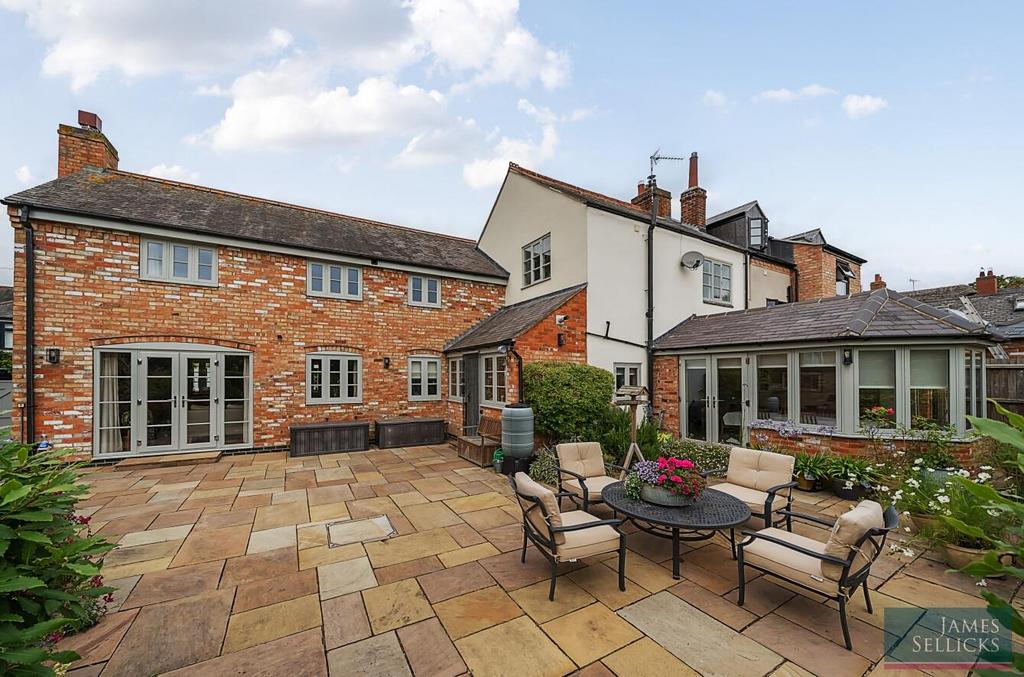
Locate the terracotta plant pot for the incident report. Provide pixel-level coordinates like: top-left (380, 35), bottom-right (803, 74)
top-left (640, 484), bottom-right (696, 507)
top-left (941, 543), bottom-right (1005, 578)
top-left (908, 513), bottom-right (941, 535)
top-left (796, 475), bottom-right (817, 492)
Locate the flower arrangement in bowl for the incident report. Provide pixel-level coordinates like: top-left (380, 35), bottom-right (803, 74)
top-left (624, 456), bottom-right (706, 507)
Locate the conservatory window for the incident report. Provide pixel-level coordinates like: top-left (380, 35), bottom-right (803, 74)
top-left (910, 349), bottom-right (950, 426)
top-left (755, 354), bottom-right (788, 421)
top-left (798, 351), bottom-right (837, 426)
top-left (858, 350), bottom-right (897, 428)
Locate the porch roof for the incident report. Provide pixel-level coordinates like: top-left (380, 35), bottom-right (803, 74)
top-left (653, 287), bottom-right (1000, 351)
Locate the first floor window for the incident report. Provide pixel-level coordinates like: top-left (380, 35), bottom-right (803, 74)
top-left (749, 218), bottom-right (764, 248)
top-left (522, 234), bottom-right (551, 287)
top-left (448, 358), bottom-right (464, 399)
top-left (858, 350), bottom-right (897, 428)
top-left (483, 354), bottom-right (507, 405)
top-left (910, 349), bottom-right (949, 426)
top-left (798, 351), bottom-right (836, 426)
top-left (307, 353), bottom-right (361, 403)
top-left (702, 259), bottom-right (732, 304)
top-left (756, 354), bottom-right (788, 421)
top-left (307, 261), bottom-right (361, 299)
top-left (409, 357), bottom-right (440, 401)
top-left (409, 276), bottom-right (441, 307)
top-left (614, 363), bottom-right (640, 391)
top-left (141, 238), bottom-right (217, 284)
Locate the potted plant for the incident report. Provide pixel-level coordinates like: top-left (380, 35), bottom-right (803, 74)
top-left (793, 452), bottom-right (829, 491)
top-left (825, 456), bottom-right (877, 500)
top-left (937, 477), bottom-right (1011, 573)
top-left (624, 456), bottom-right (706, 507)
top-left (492, 448), bottom-right (504, 473)
top-left (892, 469), bottom-right (947, 535)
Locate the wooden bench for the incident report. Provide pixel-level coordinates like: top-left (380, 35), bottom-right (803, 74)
top-left (457, 415), bottom-right (501, 467)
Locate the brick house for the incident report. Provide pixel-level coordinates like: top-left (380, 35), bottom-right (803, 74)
top-left (3, 113), bottom-right (509, 458)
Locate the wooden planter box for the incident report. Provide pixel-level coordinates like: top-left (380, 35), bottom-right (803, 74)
top-left (375, 417), bottom-right (446, 449)
top-left (290, 421), bottom-right (369, 457)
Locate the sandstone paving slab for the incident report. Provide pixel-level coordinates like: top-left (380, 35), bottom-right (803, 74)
top-left (541, 602), bottom-right (643, 667)
top-left (323, 591), bottom-right (372, 650)
top-left (443, 491), bottom-right (511, 514)
top-left (95, 514), bottom-right (158, 538)
top-left (362, 577), bottom-right (435, 634)
top-left (602, 637), bottom-right (700, 676)
top-left (57, 608), bottom-right (138, 669)
top-left (775, 594), bottom-right (894, 661)
top-left (363, 527), bottom-right (461, 568)
top-left (410, 477), bottom-right (459, 499)
top-left (104, 539), bottom-right (183, 568)
top-left (390, 490), bottom-right (429, 507)
top-left (220, 546), bottom-right (299, 588)
top-left (149, 508), bottom-right (202, 529)
top-left (299, 542), bottom-right (365, 570)
top-left (396, 617), bottom-right (467, 677)
top-left (171, 523), bottom-right (251, 567)
top-left (767, 661), bottom-right (818, 677)
top-left (233, 569), bottom-right (318, 613)
top-left (417, 561), bottom-right (496, 603)
top-left (433, 585), bottom-right (523, 639)
top-left (743, 613), bottom-right (871, 676)
top-left (601, 550), bottom-right (677, 593)
top-left (618, 591), bottom-right (782, 677)
top-left (880, 575), bottom-right (988, 609)
top-left (374, 555), bottom-right (445, 584)
top-left (307, 483), bottom-right (355, 505)
top-left (480, 548), bottom-right (583, 593)
top-left (270, 488), bottom-right (307, 504)
top-left (445, 522), bottom-right (487, 547)
top-left (298, 523), bottom-right (329, 550)
top-left (163, 627), bottom-right (327, 677)
top-left (454, 616), bottom-right (575, 677)
top-left (310, 501), bottom-right (350, 522)
top-left (668, 580), bottom-right (757, 631)
top-left (401, 501), bottom-right (464, 531)
top-left (101, 588), bottom-right (234, 677)
top-left (459, 507), bottom-right (518, 531)
top-left (481, 524), bottom-right (526, 553)
top-left (122, 560), bottom-right (223, 609)
top-left (327, 515), bottom-right (395, 547)
top-left (223, 593), bottom-right (323, 653)
top-left (438, 541), bottom-right (500, 567)
top-left (104, 575), bottom-right (140, 612)
top-left (253, 501), bottom-right (310, 530)
top-left (327, 631), bottom-right (412, 677)
top-left (246, 524), bottom-right (297, 554)
top-left (510, 577), bottom-right (595, 624)
top-left (193, 507), bottom-right (256, 531)
top-left (117, 524), bottom-right (192, 547)
top-left (101, 555), bottom-right (174, 580)
top-left (566, 563), bottom-right (649, 610)
top-left (319, 556), bottom-right (378, 600)
top-left (723, 576), bottom-right (797, 617)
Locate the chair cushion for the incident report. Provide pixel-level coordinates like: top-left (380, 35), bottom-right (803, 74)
top-left (822, 500), bottom-right (884, 581)
top-left (554, 511), bottom-right (621, 561)
top-left (712, 482), bottom-right (788, 516)
top-left (563, 475), bottom-right (618, 500)
top-left (556, 442), bottom-right (606, 479)
top-left (742, 527), bottom-right (837, 595)
top-left (726, 447), bottom-right (795, 493)
top-left (512, 472), bottom-right (565, 545)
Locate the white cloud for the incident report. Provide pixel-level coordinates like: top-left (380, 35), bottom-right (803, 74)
top-left (394, 118), bottom-right (483, 167)
top-left (147, 164), bottom-right (199, 182)
top-left (753, 83), bottom-right (837, 103)
top-left (702, 90), bottom-right (728, 108)
top-left (462, 98), bottom-right (561, 189)
top-left (842, 94), bottom-right (888, 119)
top-left (192, 59), bottom-right (447, 152)
top-left (14, 164), bottom-right (34, 184)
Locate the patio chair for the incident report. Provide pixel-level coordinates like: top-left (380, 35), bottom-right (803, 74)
top-left (736, 500), bottom-right (899, 651)
top-left (554, 441), bottom-right (620, 512)
top-left (706, 447), bottom-right (797, 533)
top-left (509, 472), bottom-right (627, 601)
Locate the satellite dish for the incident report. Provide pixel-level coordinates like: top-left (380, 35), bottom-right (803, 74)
top-left (680, 251), bottom-right (704, 270)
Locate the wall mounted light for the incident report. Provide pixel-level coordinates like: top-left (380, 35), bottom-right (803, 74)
top-left (842, 348), bottom-right (853, 366)
top-left (383, 357), bottom-right (391, 369)
top-left (46, 348), bottom-right (60, 364)
top-left (557, 333), bottom-right (566, 347)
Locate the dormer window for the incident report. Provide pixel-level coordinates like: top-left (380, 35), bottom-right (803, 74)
top-left (749, 218), bottom-right (765, 249)
top-left (836, 259), bottom-right (855, 296)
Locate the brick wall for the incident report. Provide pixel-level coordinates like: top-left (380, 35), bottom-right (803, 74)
top-left (10, 217), bottom-right (506, 455)
top-left (792, 243), bottom-right (862, 300)
top-left (750, 426), bottom-right (988, 466)
top-left (652, 355), bottom-right (680, 435)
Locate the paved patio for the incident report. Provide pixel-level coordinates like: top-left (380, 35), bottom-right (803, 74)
top-left (61, 445), bottom-right (1018, 676)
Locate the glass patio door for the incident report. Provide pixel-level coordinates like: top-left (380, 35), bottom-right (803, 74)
top-left (180, 353), bottom-right (216, 449)
top-left (682, 358), bottom-right (709, 441)
top-left (713, 356), bottom-right (748, 446)
top-left (141, 353), bottom-right (177, 452)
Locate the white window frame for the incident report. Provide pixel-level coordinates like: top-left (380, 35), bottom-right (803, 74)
top-left (702, 258), bottom-right (732, 305)
top-left (408, 356), bottom-right (441, 401)
top-left (481, 353), bottom-right (507, 406)
top-left (614, 363), bottom-right (641, 390)
top-left (140, 238), bottom-right (218, 286)
top-left (749, 218), bottom-right (764, 249)
top-left (408, 275), bottom-right (441, 308)
top-left (306, 353), bottom-right (362, 404)
top-left (522, 233), bottom-right (551, 288)
top-left (448, 357), bottom-right (464, 401)
top-left (307, 260), bottom-right (362, 300)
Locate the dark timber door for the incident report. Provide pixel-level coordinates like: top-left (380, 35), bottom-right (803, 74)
top-left (463, 353), bottom-right (480, 432)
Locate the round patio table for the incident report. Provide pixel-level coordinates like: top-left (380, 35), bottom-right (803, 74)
top-left (601, 481), bottom-right (751, 580)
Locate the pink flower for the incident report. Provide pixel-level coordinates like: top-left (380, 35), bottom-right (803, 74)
top-left (657, 474), bottom-right (667, 484)
top-left (657, 457), bottom-right (668, 469)
top-left (887, 408), bottom-right (895, 415)
top-left (678, 459), bottom-right (694, 469)
top-left (670, 475), bottom-right (682, 483)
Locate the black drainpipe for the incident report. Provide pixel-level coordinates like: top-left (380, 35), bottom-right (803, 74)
top-left (20, 205), bottom-right (35, 445)
top-left (645, 179), bottom-right (657, 409)
top-left (505, 341), bottom-right (526, 407)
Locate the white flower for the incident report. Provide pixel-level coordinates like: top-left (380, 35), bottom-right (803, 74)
top-left (926, 467), bottom-right (935, 472)
top-left (987, 509), bottom-right (1000, 517)
top-left (957, 469), bottom-right (970, 478)
top-left (844, 480), bottom-right (854, 489)
top-left (978, 472), bottom-right (991, 482)
top-left (976, 579), bottom-right (988, 587)
top-left (937, 495), bottom-right (950, 504)
top-left (893, 490), bottom-right (903, 501)
top-left (980, 465), bottom-right (993, 471)
top-left (914, 458), bottom-right (924, 464)
top-left (906, 478), bottom-right (920, 489)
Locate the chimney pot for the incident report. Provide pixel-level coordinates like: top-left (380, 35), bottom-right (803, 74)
top-left (77, 110), bottom-right (102, 131)
top-left (637, 182), bottom-right (645, 197)
top-left (630, 180), bottom-right (672, 219)
top-left (688, 152), bottom-right (699, 189)
top-left (869, 273), bottom-right (887, 290)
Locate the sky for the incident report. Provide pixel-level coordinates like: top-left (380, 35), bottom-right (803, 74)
top-left (1, 1), bottom-right (1021, 290)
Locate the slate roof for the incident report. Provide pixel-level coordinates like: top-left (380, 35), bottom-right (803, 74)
top-left (0, 286), bottom-right (12, 321)
top-left (653, 288), bottom-right (998, 351)
top-left (779, 227), bottom-right (867, 264)
top-left (706, 200), bottom-right (758, 225)
top-left (445, 284), bottom-right (586, 353)
top-left (3, 170), bottom-right (508, 279)
top-left (904, 284), bottom-right (1024, 327)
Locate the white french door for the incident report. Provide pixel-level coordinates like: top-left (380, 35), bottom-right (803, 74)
top-left (141, 352), bottom-right (178, 452)
top-left (680, 355), bottom-right (750, 446)
top-left (180, 353), bottom-right (216, 450)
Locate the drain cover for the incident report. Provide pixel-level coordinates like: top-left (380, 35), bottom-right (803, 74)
top-left (326, 515), bottom-right (396, 548)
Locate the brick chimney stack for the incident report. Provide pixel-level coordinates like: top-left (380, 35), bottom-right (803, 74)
top-left (975, 268), bottom-right (998, 296)
top-left (869, 273), bottom-right (887, 290)
top-left (57, 110), bottom-right (118, 177)
top-left (679, 152), bottom-right (707, 228)
top-left (630, 180), bottom-right (672, 219)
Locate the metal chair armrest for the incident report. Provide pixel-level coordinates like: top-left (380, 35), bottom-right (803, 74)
top-left (556, 466), bottom-right (588, 502)
top-left (738, 530), bottom-right (849, 566)
top-left (763, 481), bottom-right (798, 515)
top-left (552, 518), bottom-right (624, 533)
top-left (777, 510), bottom-right (835, 527)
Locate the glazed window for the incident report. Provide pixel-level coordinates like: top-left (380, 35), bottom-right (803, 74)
top-left (307, 261), bottom-right (361, 300)
top-left (141, 238), bottom-right (218, 285)
top-left (409, 276), bottom-right (441, 307)
top-left (522, 234), bottom-right (551, 287)
top-left (306, 353), bottom-right (362, 404)
top-left (409, 357), bottom-right (441, 401)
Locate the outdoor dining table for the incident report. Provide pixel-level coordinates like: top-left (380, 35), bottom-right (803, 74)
top-left (601, 481), bottom-right (751, 579)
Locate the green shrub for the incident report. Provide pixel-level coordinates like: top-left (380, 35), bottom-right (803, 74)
top-left (0, 443), bottom-right (115, 676)
top-left (522, 362), bottom-right (614, 443)
top-left (527, 447), bottom-right (559, 487)
top-left (658, 437), bottom-right (730, 475)
top-left (598, 407), bottom-right (660, 465)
